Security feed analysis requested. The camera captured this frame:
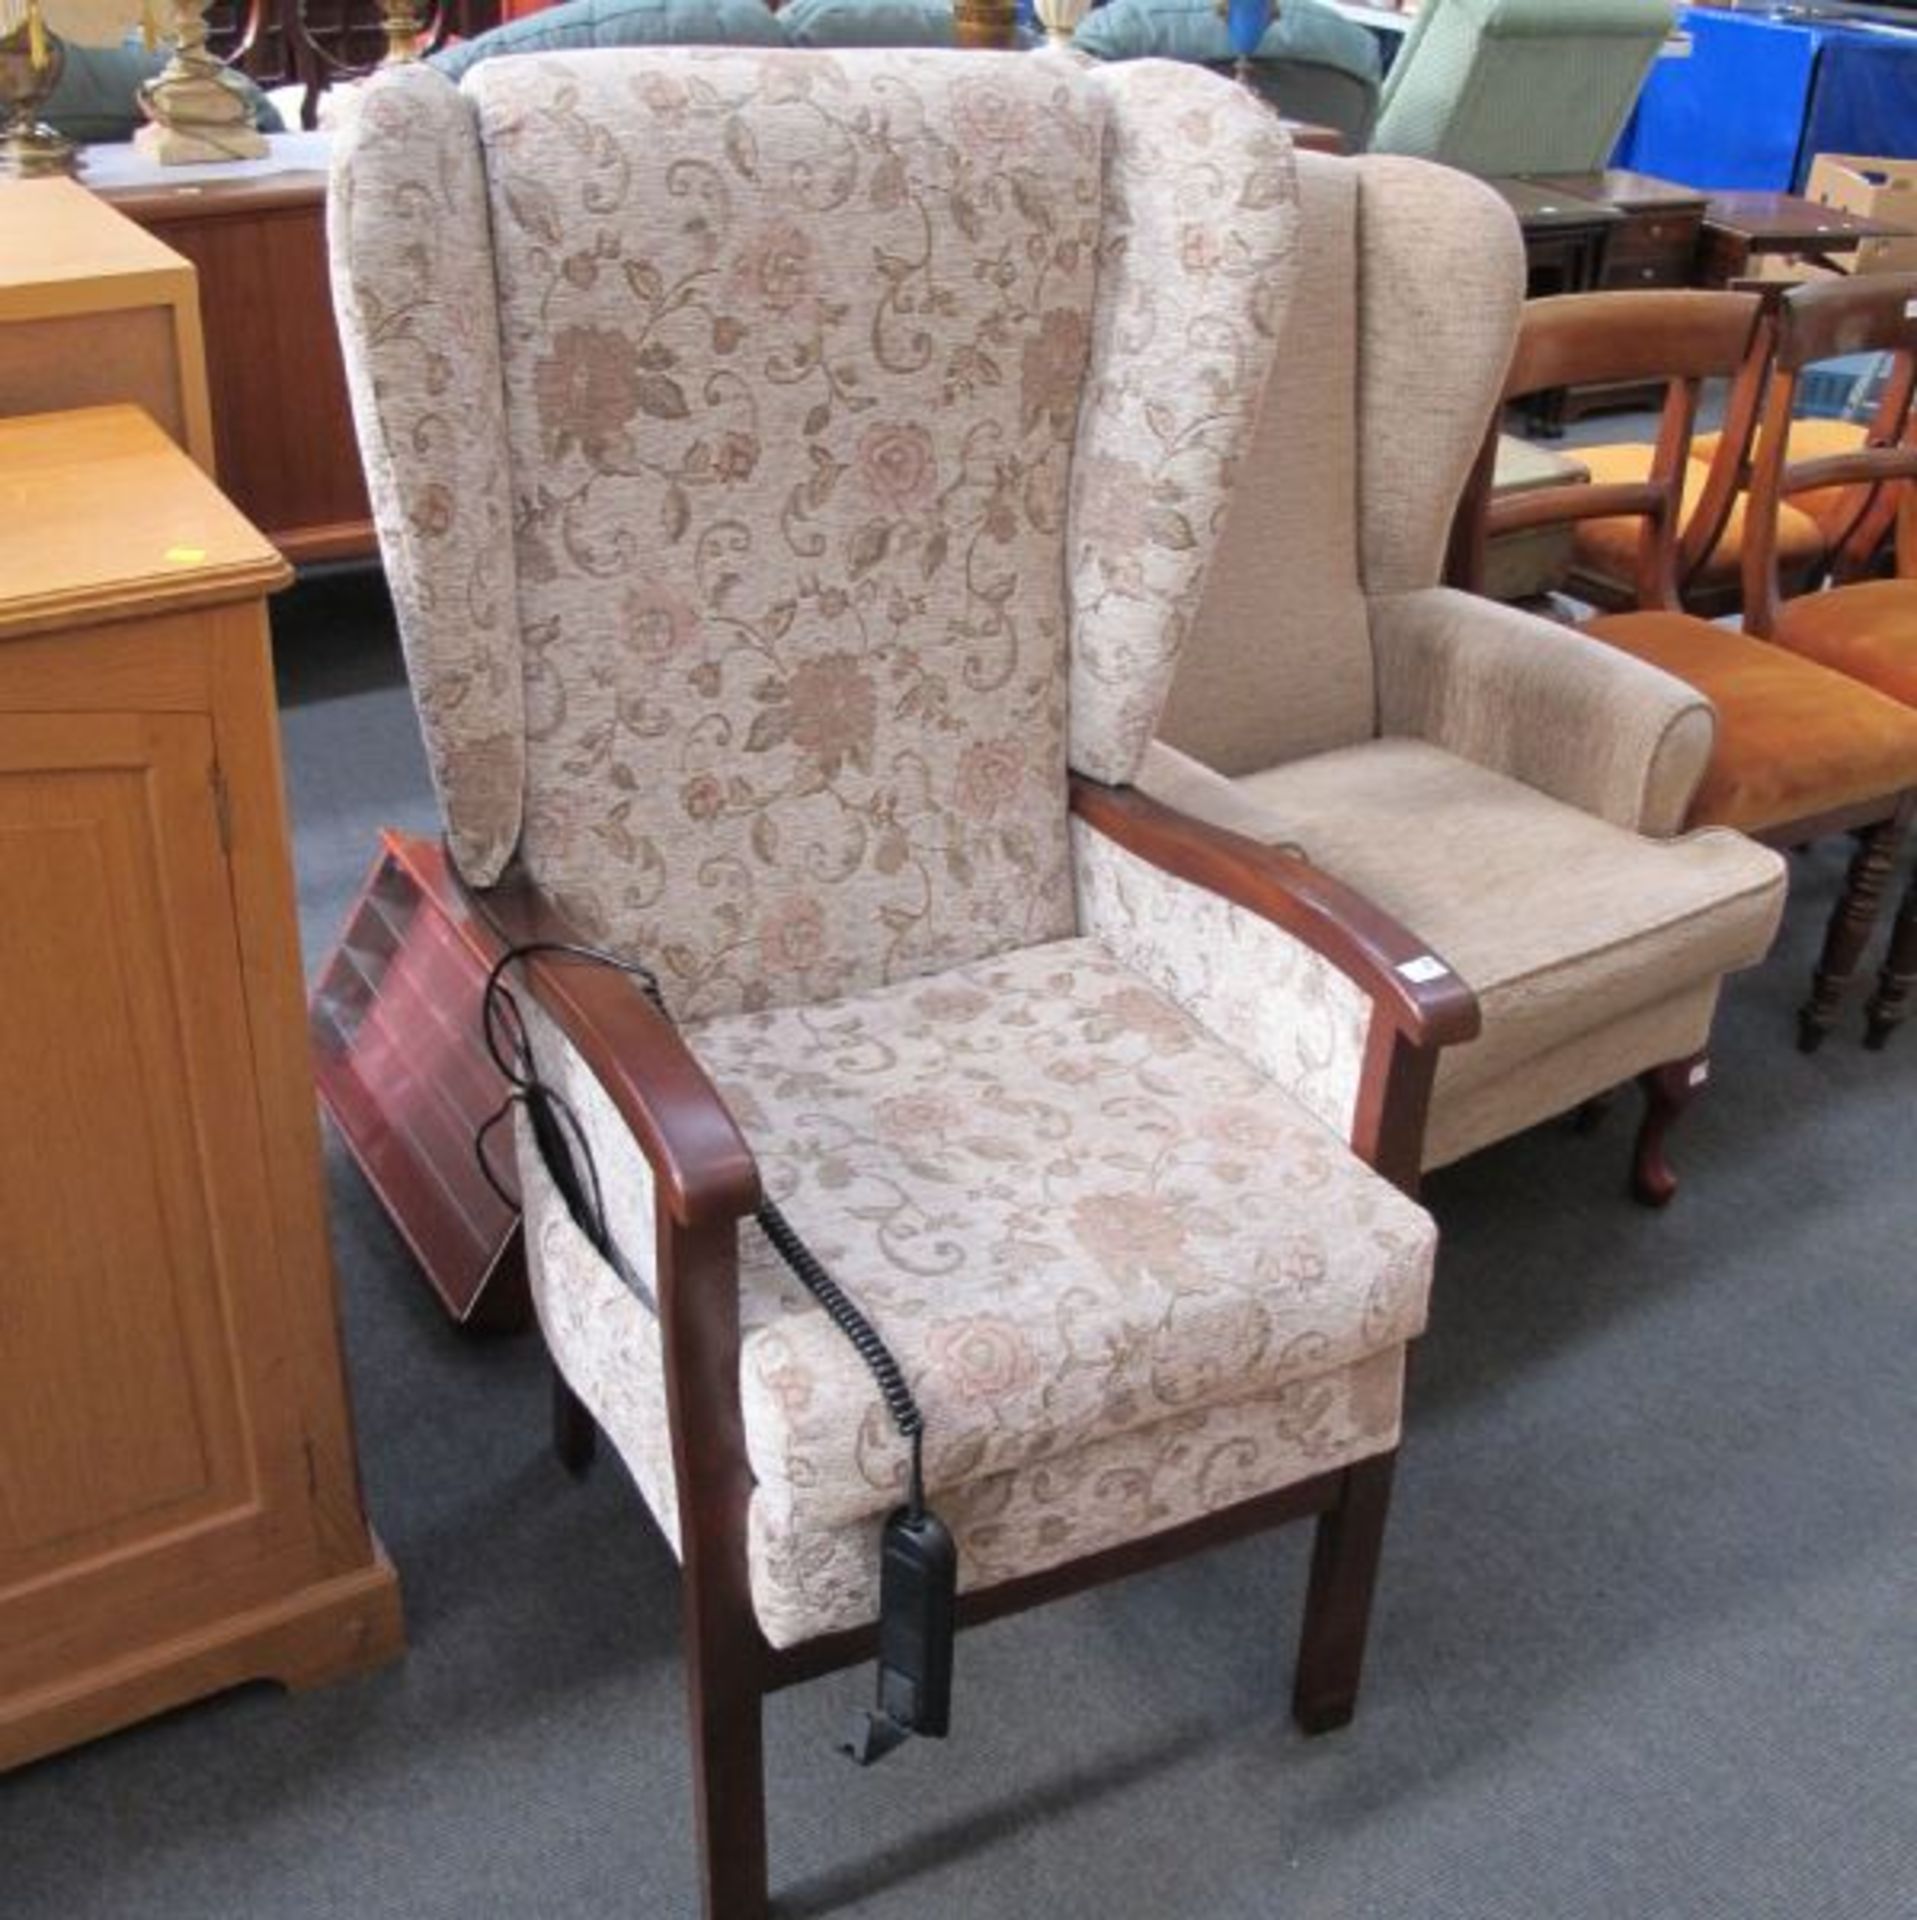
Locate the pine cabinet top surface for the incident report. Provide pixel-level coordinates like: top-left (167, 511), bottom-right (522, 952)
top-left (0, 178), bottom-right (194, 309)
top-left (0, 406), bottom-right (290, 643)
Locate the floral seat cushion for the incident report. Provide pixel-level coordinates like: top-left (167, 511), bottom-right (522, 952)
top-left (683, 937), bottom-right (1436, 1538)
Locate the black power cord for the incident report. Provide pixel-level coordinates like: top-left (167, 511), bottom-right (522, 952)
top-left (473, 930), bottom-right (954, 1760)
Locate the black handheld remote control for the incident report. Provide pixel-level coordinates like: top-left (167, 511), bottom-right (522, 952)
top-left (842, 1503), bottom-right (957, 1765)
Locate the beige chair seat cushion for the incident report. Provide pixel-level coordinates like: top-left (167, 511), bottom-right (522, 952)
top-left (1231, 740), bottom-right (1785, 1099)
top-left (682, 937), bottom-right (1434, 1544)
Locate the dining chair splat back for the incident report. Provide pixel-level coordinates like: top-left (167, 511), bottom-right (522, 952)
top-left (1461, 288), bottom-right (1917, 1051)
top-left (1743, 275), bottom-right (1917, 1044)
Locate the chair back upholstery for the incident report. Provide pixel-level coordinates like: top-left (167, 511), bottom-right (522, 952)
top-left (1452, 288), bottom-right (1764, 612)
top-left (1744, 273), bottom-right (1917, 635)
top-left (1369, 0), bottom-right (1675, 177)
top-left (331, 49), bottom-right (1299, 1018)
top-left (1159, 151), bottom-right (1521, 775)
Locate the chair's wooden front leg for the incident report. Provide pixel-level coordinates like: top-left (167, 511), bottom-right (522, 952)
top-left (1866, 869), bottom-right (1917, 1050)
top-left (1292, 1449), bottom-right (1397, 1736)
top-left (660, 1214), bottom-right (772, 1920)
top-left (1802, 817), bottom-right (1903, 1052)
top-left (683, 1615), bottom-right (768, 1920)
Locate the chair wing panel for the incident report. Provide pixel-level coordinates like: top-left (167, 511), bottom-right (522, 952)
top-left (1068, 58), bottom-right (1304, 786)
top-left (1355, 156), bottom-right (1523, 598)
top-left (330, 65), bottom-right (525, 885)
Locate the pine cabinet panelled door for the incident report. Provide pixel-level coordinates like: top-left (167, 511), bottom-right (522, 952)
top-left (0, 407), bottom-right (402, 1769)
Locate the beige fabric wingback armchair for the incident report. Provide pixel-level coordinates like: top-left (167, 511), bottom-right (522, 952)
top-left (333, 49), bottom-right (1481, 1920)
top-left (1145, 153), bottom-right (1787, 1203)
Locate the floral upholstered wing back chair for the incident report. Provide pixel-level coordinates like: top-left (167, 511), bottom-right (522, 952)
top-left (331, 48), bottom-right (1476, 1919)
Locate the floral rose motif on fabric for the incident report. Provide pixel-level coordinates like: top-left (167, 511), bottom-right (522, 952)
top-left (686, 938), bottom-right (1433, 1532)
top-left (467, 49), bottom-right (1110, 1017)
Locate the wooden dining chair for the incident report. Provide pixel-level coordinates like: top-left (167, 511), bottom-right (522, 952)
top-left (1454, 288), bottom-right (1917, 1050)
top-left (1563, 288), bottom-right (1905, 619)
top-left (1740, 274), bottom-right (1917, 1044)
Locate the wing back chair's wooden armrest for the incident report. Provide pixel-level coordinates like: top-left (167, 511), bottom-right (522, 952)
top-left (455, 861), bottom-right (763, 1230)
top-left (1070, 775), bottom-right (1479, 1052)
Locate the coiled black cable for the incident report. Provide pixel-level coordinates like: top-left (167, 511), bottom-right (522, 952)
top-left (755, 1197), bottom-right (926, 1520)
top-left (474, 935), bottom-right (930, 1517)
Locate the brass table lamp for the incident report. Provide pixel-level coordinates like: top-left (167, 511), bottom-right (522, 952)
top-left (0, 3), bottom-right (75, 179)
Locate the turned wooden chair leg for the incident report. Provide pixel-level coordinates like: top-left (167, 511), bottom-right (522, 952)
top-left (552, 1364), bottom-right (597, 1478)
top-left (1632, 1051), bottom-right (1709, 1209)
top-left (685, 1616), bottom-right (769, 1920)
top-left (1866, 870), bottom-right (1917, 1050)
top-left (1292, 1450), bottom-right (1396, 1736)
top-left (1802, 819), bottom-right (1901, 1052)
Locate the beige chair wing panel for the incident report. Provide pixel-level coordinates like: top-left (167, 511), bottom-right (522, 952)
top-left (1068, 59), bottom-right (1306, 785)
top-left (1370, 587), bottom-right (1717, 837)
top-left (1158, 153), bottom-right (1377, 778)
top-left (1355, 158), bottom-right (1524, 599)
top-left (329, 66), bottom-right (524, 884)
top-left (1071, 816), bottom-right (1372, 1145)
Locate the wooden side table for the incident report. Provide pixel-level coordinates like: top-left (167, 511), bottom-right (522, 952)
top-left (1488, 178), bottom-right (1623, 434)
top-left (1487, 176), bottom-right (1624, 300)
top-left (1522, 169), bottom-right (1709, 421)
top-left (0, 179), bottom-right (214, 474)
top-left (0, 406), bottom-right (403, 1770)
top-left (93, 162), bottom-right (377, 567)
top-left (1697, 191), bottom-right (1917, 288)
top-left (1522, 169), bottom-right (1707, 291)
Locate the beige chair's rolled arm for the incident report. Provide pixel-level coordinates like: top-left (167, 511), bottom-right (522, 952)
top-left (1371, 586), bottom-right (1718, 838)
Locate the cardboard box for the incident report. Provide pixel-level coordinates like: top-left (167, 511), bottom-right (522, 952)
top-left (1805, 154), bottom-right (1917, 276)
top-left (1747, 253), bottom-right (1849, 287)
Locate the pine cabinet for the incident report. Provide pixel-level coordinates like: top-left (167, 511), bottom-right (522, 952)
top-left (0, 407), bottom-right (402, 1769)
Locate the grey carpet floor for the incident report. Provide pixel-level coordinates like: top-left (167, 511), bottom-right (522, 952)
top-left (6, 567), bottom-right (1915, 1920)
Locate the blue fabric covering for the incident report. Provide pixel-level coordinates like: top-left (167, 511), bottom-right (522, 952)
top-left (1614, 7), bottom-right (1818, 189)
top-left (778, 0), bottom-right (953, 46)
top-left (1615, 4), bottom-right (1917, 190)
top-left (1073, 0), bottom-right (1381, 80)
top-left (1801, 27), bottom-right (1917, 183)
top-left (42, 37), bottom-right (284, 144)
top-left (430, 0), bottom-right (784, 82)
